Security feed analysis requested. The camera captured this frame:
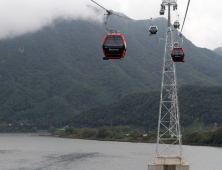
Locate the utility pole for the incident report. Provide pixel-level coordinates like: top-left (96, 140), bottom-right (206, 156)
top-left (148, 0), bottom-right (189, 169)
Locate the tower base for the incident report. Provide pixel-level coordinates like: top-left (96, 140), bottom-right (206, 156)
top-left (148, 157), bottom-right (189, 170)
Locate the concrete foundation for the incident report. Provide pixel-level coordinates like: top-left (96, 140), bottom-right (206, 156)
top-left (148, 157), bottom-right (189, 170)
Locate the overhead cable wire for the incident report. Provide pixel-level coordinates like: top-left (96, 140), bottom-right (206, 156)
top-left (181, 0), bottom-right (191, 33)
top-left (91, 0), bottom-right (108, 11)
top-left (111, 12), bottom-right (134, 20)
top-left (91, 0), bottom-right (133, 20)
top-left (161, 17), bottom-right (165, 38)
top-left (91, 0), bottom-right (153, 21)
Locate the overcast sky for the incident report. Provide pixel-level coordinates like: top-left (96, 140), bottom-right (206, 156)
top-left (0, 0), bottom-right (221, 50)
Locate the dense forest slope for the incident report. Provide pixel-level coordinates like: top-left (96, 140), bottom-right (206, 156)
top-left (0, 15), bottom-right (222, 129)
top-left (71, 85), bottom-right (222, 130)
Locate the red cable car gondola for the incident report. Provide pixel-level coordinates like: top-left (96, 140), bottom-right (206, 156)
top-left (90, 2), bottom-right (128, 60)
top-left (102, 33), bottom-right (126, 60)
top-left (171, 47), bottom-right (185, 62)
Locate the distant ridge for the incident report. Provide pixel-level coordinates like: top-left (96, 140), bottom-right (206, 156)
top-left (213, 47), bottom-right (222, 56)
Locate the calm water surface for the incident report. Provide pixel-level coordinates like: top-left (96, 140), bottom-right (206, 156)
top-left (0, 133), bottom-right (221, 170)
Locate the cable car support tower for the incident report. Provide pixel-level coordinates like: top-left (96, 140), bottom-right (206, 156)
top-left (148, 0), bottom-right (189, 169)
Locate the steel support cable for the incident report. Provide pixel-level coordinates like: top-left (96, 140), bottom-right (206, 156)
top-left (110, 12), bottom-right (134, 20)
top-left (181, 0), bottom-right (191, 33)
top-left (91, 0), bottom-right (133, 20)
top-left (91, 0), bottom-right (153, 21)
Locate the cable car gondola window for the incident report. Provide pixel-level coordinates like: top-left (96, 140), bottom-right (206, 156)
top-left (150, 27), bottom-right (156, 31)
top-left (104, 36), bottom-right (123, 46)
top-left (172, 48), bottom-right (183, 55)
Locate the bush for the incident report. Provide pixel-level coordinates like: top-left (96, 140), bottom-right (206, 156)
top-left (122, 126), bottom-right (131, 133)
top-left (65, 127), bottom-right (75, 134)
top-left (48, 125), bottom-right (57, 133)
top-left (97, 126), bottom-right (112, 138)
top-left (82, 128), bottom-right (98, 138)
top-left (130, 129), bottom-right (140, 139)
top-left (31, 127), bottom-right (37, 133)
top-left (213, 127), bottom-right (222, 145)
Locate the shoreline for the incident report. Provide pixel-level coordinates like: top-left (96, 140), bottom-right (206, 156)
top-left (58, 134), bottom-right (222, 147)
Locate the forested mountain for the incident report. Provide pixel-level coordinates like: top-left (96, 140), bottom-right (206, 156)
top-left (71, 85), bottom-right (222, 130)
top-left (213, 47), bottom-right (222, 56)
top-left (0, 14), bottom-right (222, 129)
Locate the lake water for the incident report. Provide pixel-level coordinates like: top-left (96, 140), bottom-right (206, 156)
top-left (0, 133), bottom-right (221, 170)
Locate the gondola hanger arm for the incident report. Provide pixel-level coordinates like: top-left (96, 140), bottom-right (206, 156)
top-left (104, 12), bottom-right (116, 33)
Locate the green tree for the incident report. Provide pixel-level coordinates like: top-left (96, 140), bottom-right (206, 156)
top-left (31, 127), bottom-right (37, 133)
top-left (213, 127), bottom-right (222, 145)
top-left (65, 127), bottom-right (75, 134)
top-left (97, 126), bottom-right (111, 138)
top-left (130, 129), bottom-right (140, 139)
top-left (48, 125), bottom-right (57, 133)
top-left (82, 128), bottom-right (97, 138)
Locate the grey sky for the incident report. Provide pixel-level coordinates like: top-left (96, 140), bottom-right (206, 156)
top-left (0, 0), bottom-right (221, 50)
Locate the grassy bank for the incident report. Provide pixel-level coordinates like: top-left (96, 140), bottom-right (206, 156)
top-left (183, 126), bottom-right (222, 147)
top-left (50, 125), bottom-right (222, 147)
top-left (53, 126), bottom-right (156, 143)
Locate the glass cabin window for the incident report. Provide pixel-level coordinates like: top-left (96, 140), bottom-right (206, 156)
top-left (105, 36), bottom-right (123, 46)
top-left (173, 49), bottom-right (183, 55)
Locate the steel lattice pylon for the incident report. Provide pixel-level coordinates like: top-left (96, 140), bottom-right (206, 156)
top-left (156, 1), bottom-right (182, 158)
